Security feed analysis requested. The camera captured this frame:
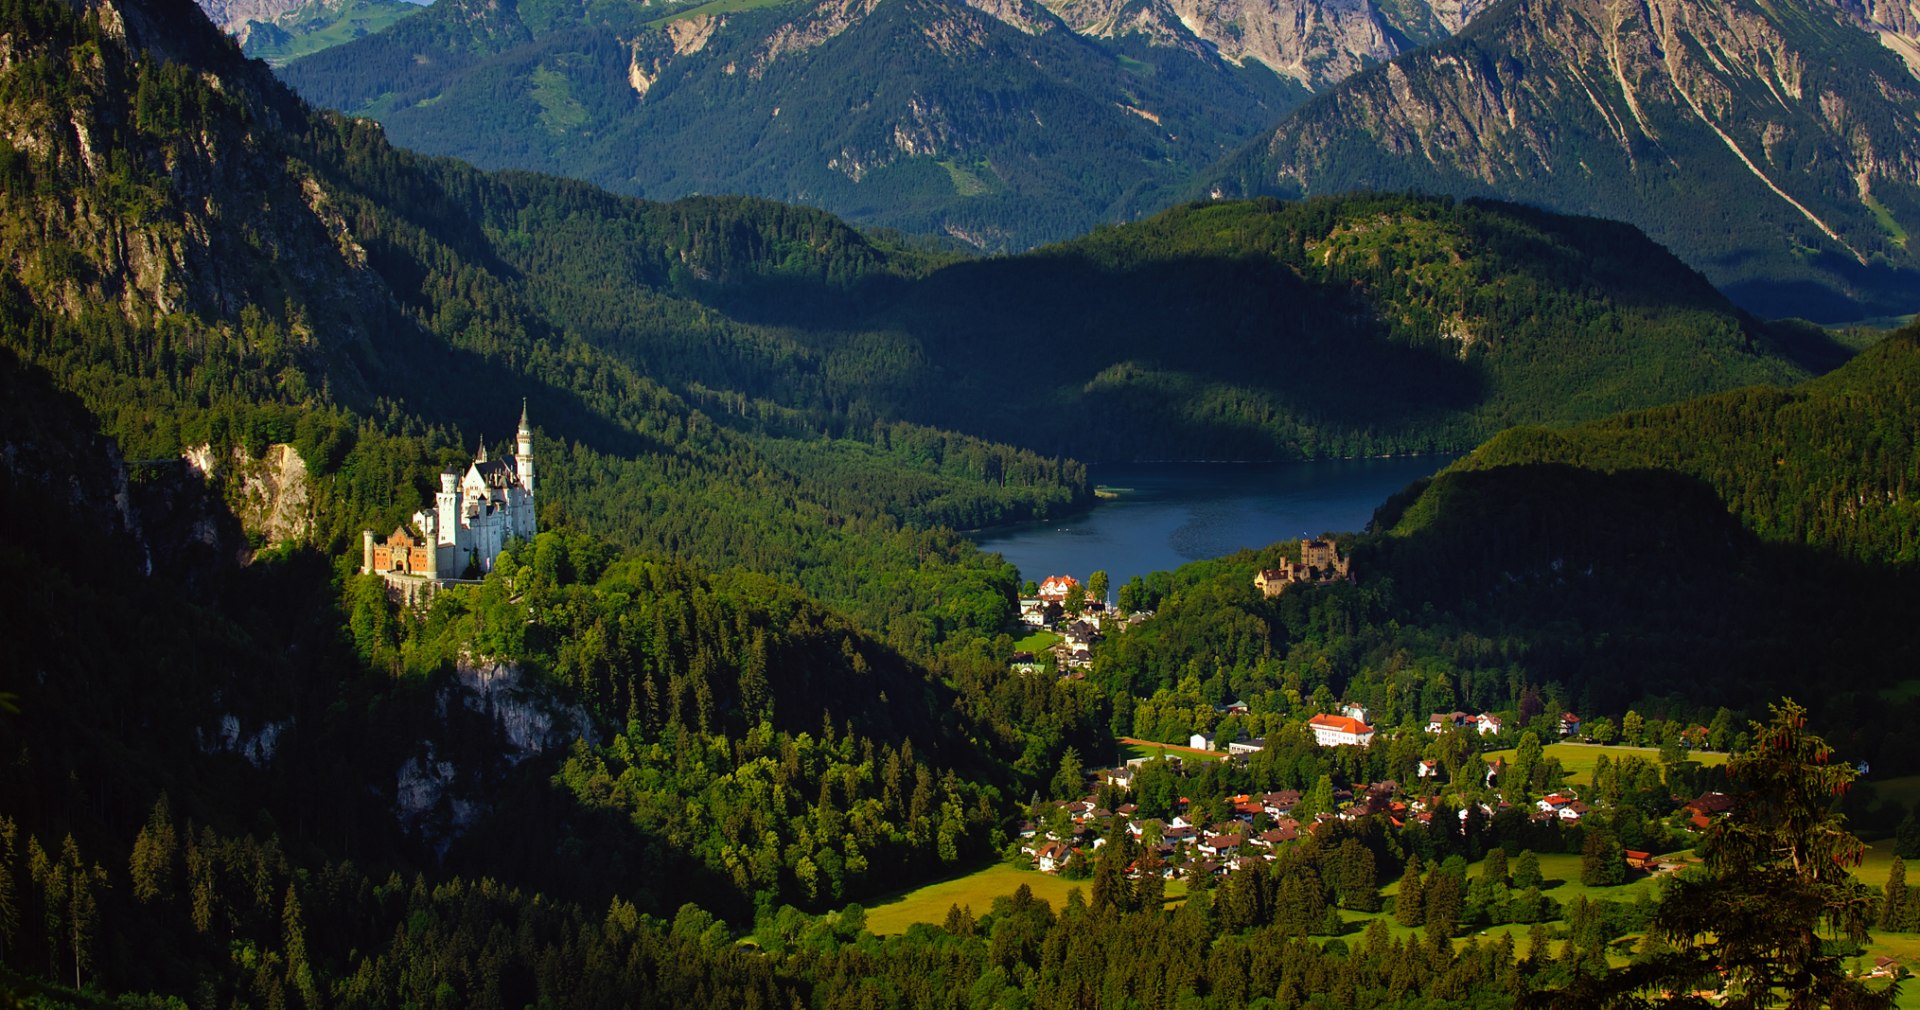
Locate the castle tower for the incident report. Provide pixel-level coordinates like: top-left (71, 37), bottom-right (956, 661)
top-left (515, 399), bottom-right (534, 497)
top-left (435, 470), bottom-right (459, 546)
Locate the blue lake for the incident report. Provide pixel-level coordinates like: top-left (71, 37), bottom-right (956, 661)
top-left (969, 457), bottom-right (1458, 589)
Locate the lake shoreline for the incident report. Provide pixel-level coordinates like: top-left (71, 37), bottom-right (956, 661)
top-left (967, 456), bottom-right (1460, 586)
top-left (966, 452), bottom-right (1463, 538)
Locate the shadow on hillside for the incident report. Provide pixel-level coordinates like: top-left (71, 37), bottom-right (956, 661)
top-left (1356, 462), bottom-right (1920, 764)
top-left (705, 249), bottom-right (1486, 458)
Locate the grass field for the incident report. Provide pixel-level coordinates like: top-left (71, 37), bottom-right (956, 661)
top-left (1013, 630), bottom-right (1060, 654)
top-left (1117, 737), bottom-right (1227, 763)
top-left (862, 864), bottom-right (1087, 935)
top-left (1480, 742), bottom-right (1728, 788)
top-left (861, 862), bottom-right (1192, 934)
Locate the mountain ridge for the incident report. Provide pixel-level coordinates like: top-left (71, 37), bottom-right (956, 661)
top-left (1212, 0), bottom-right (1920, 321)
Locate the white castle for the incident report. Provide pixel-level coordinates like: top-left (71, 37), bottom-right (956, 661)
top-left (362, 402), bottom-right (536, 585)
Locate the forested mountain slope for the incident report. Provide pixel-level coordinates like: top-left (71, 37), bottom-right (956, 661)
top-left (1421, 326), bottom-right (1920, 563)
top-left (0, 0), bottom-right (1107, 940)
top-left (1211, 0), bottom-right (1920, 322)
top-left (275, 0), bottom-right (1306, 249)
top-left (0, 1), bottom-right (1910, 1006)
top-left (1088, 326), bottom-right (1920, 780)
top-left (0, 0), bottom-right (1081, 639)
top-left (724, 196), bottom-right (1823, 461)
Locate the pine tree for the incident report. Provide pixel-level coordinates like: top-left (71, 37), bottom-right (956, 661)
top-left (130, 793), bottom-right (177, 903)
top-left (1896, 805), bottom-right (1920, 859)
top-left (1580, 826), bottom-right (1626, 887)
top-left (1552, 700), bottom-right (1894, 1009)
top-left (1051, 746), bottom-right (1084, 801)
top-left (1484, 846), bottom-right (1509, 887)
top-left (1884, 857), bottom-right (1908, 932)
top-left (1424, 866), bottom-right (1463, 939)
top-left (0, 816), bottom-right (16, 965)
top-left (1395, 854), bottom-right (1426, 927)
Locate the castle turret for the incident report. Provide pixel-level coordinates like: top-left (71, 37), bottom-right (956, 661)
top-left (515, 400), bottom-right (534, 497)
top-left (435, 471), bottom-right (459, 547)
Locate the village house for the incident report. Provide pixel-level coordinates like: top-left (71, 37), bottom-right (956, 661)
top-left (1684, 791), bottom-right (1735, 829)
top-left (1189, 732), bottom-right (1216, 751)
top-left (1559, 712), bottom-right (1582, 736)
top-left (1035, 841), bottom-right (1072, 873)
top-left (1427, 711), bottom-right (1475, 733)
top-left (1227, 736), bottom-right (1266, 756)
top-left (1261, 790), bottom-right (1301, 816)
top-left (1200, 832), bottom-right (1244, 857)
top-left (1017, 597), bottom-right (1059, 628)
top-left (1061, 620), bottom-right (1100, 655)
top-left (1037, 574), bottom-right (1081, 603)
top-left (1308, 713), bottom-right (1375, 747)
top-left (1477, 713), bottom-right (1504, 735)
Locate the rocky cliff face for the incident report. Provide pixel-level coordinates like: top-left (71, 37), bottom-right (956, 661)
top-left (183, 443), bottom-right (315, 550)
top-left (196, 0), bottom-right (310, 31)
top-left (1219, 0), bottom-right (1920, 320)
top-left (396, 657), bottom-right (594, 854)
top-left (1029, 0), bottom-right (1501, 89)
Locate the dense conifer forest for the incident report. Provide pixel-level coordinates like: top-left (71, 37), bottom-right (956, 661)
top-left (0, 0), bottom-right (1914, 1007)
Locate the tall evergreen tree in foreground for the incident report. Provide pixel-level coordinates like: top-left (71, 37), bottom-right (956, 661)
top-left (1536, 700), bottom-right (1893, 1008)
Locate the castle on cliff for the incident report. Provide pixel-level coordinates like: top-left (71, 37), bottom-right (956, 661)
top-left (362, 403), bottom-right (536, 588)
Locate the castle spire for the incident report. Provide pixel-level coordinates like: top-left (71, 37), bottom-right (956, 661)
top-left (475, 435), bottom-right (487, 463)
top-left (519, 398), bottom-right (530, 433)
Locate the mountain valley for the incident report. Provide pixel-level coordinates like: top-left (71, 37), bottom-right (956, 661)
top-left (2, 0), bottom-right (1918, 1006)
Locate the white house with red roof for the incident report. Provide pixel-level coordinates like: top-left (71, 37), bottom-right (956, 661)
top-left (1037, 575), bottom-right (1081, 603)
top-left (1308, 713), bottom-right (1375, 747)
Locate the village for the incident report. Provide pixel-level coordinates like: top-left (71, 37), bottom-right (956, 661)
top-left (1006, 539), bottom-right (1740, 898)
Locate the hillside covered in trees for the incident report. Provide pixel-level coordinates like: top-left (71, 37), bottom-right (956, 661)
top-left (0, 0), bottom-right (1911, 1007)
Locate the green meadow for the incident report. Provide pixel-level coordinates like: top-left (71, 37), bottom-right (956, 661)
top-left (1481, 741), bottom-right (1728, 788)
top-left (861, 864), bottom-right (1088, 935)
top-left (1117, 737), bottom-right (1228, 763)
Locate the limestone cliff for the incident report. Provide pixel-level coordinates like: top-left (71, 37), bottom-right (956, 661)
top-left (183, 443), bottom-right (315, 551)
top-left (196, 0), bottom-right (311, 31)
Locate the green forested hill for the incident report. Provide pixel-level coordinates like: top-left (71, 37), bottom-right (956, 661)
top-left (1085, 333), bottom-right (1920, 776)
top-left (0, 0), bottom-right (1109, 934)
top-left (750, 195), bottom-right (1821, 460)
top-left (1209, 0), bottom-right (1920, 322)
top-left (0, 1), bottom-right (1911, 1007)
top-left (1423, 326), bottom-right (1920, 564)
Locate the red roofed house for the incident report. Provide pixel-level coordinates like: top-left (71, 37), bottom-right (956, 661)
top-left (1309, 714), bottom-right (1375, 747)
top-left (1037, 575), bottom-right (1081, 603)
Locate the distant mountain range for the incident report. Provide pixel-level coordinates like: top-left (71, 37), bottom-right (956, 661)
top-left (200, 0), bottom-right (428, 64)
top-left (262, 0), bottom-right (1920, 320)
top-left (262, 0), bottom-right (1526, 250)
top-left (1211, 0), bottom-right (1920, 322)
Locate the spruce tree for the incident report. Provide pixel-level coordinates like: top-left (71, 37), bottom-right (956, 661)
top-left (1883, 857), bottom-right (1907, 931)
top-left (1395, 854), bottom-right (1426, 926)
top-left (1550, 700), bottom-right (1894, 1009)
top-left (1484, 846), bottom-right (1509, 887)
